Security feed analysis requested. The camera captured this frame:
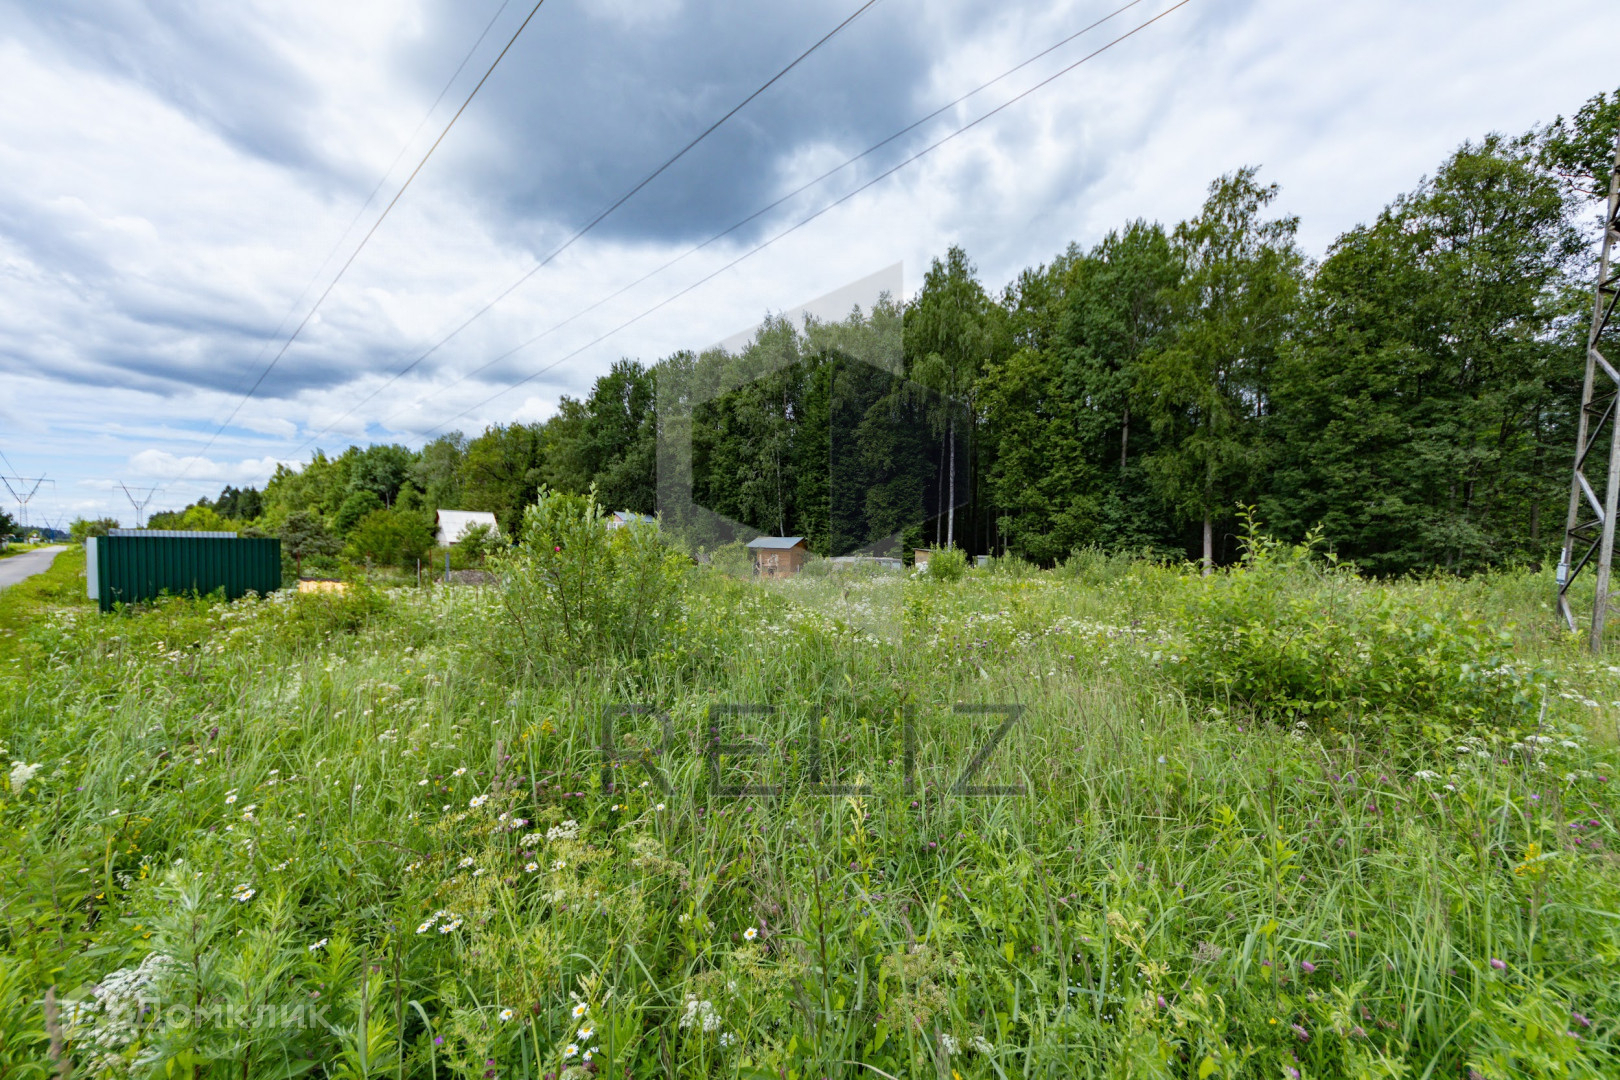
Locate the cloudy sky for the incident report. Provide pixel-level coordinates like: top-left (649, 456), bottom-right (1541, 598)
top-left (1, 0), bottom-right (1616, 527)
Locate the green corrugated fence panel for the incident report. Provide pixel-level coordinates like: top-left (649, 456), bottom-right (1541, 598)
top-left (95, 535), bottom-right (282, 612)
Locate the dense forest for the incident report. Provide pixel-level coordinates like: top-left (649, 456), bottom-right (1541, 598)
top-left (101, 87), bottom-right (1618, 575)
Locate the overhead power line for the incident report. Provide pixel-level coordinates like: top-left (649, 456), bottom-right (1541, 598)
top-left (293, 0), bottom-right (886, 455)
top-left (210, 0), bottom-right (519, 439)
top-left (369, 0), bottom-right (1155, 434)
top-left (420, 0), bottom-right (1196, 436)
top-left (160, 0), bottom-right (551, 497)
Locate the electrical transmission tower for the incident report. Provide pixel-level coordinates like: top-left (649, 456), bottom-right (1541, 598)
top-left (0, 474), bottom-right (51, 532)
top-left (1558, 130), bottom-right (1620, 650)
top-left (119, 483), bottom-right (159, 529)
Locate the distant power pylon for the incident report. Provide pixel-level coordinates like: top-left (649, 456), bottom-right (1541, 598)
top-left (118, 483), bottom-right (160, 529)
top-left (1558, 130), bottom-right (1620, 650)
top-left (0, 474), bottom-right (52, 532)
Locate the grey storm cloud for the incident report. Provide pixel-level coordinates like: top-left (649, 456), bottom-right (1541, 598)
top-left (2, 0), bottom-right (331, 178)
top-left (432, 0), bottom-right (940, 245)
top-left (9, 0), bottom-right (954, 246)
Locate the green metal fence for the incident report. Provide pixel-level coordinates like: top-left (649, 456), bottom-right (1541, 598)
top-left (86, 531), bottom-right (282, 612)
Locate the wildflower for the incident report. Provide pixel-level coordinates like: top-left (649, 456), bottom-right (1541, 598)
top-left (453, 767), bottom-right (467, 777)
top-left (564, 1044), bottom-right (579, 1058)
top-left (655, 803), bottom-right (667, 812)
top-left (553, 859), bottom-right (566, 871)
top-left (8, 761), bottom-right (40, 796)
top-left (525, 862), bottom-right (539, 873)
top-left (415, 921), bottom-right (433, 934)
top-left (309, 939), bottom-right (328, 952)
top-left (439, 918), bottom-right (462, 933)
top-left (1300, 960), bottom-right (1317, 974)
top-left (582, 1047), bottom-right (595, 1062)
top-left (469, 794), bottom-right (488, 809)
top-left (971, 1035), bottom-right (994, 1054)
top-left (418, 779), bottom-right (429, 786)
top-left (718, 1032), bottom-right (736, 1047)
top-left (1413, 770), bottom-right (1440, 781)
top-left (231, 884), bottom-right (256, 903)
top-left (743, 927), bottom-right (758, 941)
top-left (547, 820), bottom-right (580, 841)
top-left (678, 995), bottom-right (720, 1032)
top-left (499, 1008), bottom-right (514, 1022)
top-left (225, 793), bottom-right (238, 805)
top-left (1291, 1023), bottom-right (1309, 1042)
top-left (473, 868), bottom-right (486, 877)
top-left (572, 1002), bottom-right (589, 1019)
top-left (939, 1032), bottom-right (960, 1055)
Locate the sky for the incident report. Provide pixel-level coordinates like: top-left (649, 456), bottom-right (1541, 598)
top-left (1, 0), bottom-right (1616, 528)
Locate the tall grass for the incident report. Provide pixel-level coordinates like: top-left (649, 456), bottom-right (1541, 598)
top-left (1, 530), bottom-right (1617, 1078)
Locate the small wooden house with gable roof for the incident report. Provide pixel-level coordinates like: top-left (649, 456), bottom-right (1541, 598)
top-left (746, 536), bottom-right (807, 578)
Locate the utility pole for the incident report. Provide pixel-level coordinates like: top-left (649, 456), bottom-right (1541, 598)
top-left (0, 474), bottom-right (51, 532)
top-left (1558, 130), bottom-right (1620, 650)
top-left (118, 483), bottom-right (159, 529)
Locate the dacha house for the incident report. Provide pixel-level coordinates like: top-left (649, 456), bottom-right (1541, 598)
top-left (746, 536), bottom-right (808, 578)
top-left (434, 510), bottom-right (500, 547)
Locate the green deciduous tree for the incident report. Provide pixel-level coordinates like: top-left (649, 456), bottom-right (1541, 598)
top-left (1138, 167), bottom-right (1306, 572)
top-left (462, 424), bottom-right (546, 536)
top-left (277, 510), bottom-right (340, 577)
top-left (346, 508), bottom-right (435, 569)
top-left (1267, 137), bottom-right (1584, 574)
top-left (906, 246), bottom-right (1004, 550)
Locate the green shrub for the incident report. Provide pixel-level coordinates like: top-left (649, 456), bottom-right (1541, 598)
top-left (1058, 544), bottom-right (1138, 584)
top-left (924, 547), bottom-right (967, 582)
top-left (493, 489), bottom-right (689, 671)
top-left (1171, 521), bottom-right (1545, 742)
top-left (452, 522), bottom-right (500, 567)
top-left (705, 540), bottom-right (754, 578)
top-left (346, 508), bottom-right (434, 568)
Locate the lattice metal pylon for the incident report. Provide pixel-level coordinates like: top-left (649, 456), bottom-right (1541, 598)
top-left (1558, 131), bottom-right (1620, 649)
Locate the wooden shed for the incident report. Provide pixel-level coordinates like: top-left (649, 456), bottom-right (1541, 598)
top-left (747, 536), bottom-right (808, 578)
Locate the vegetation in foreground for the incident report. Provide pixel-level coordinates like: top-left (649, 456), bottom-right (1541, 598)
top-left (4, 503), bottom-right (1620, 1078)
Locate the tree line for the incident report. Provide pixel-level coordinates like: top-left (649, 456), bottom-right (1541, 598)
top-left (101, 87), bottom-right (1618, 576)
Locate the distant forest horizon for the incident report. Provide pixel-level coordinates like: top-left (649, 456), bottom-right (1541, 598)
top-left (115, 86), bottom-right (1619, 576)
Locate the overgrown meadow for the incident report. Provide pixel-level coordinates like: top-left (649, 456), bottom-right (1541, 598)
top-left (5, 499), bottom-right (1620, 1079)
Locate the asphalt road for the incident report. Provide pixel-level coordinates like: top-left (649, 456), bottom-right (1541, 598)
top-left (0, 545), bottom-right (69, 592)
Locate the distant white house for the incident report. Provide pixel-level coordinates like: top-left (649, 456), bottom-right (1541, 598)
top-left (605, 510), bottom-right (658, 530)
top-left (435, 510), bottom-right (500, 547)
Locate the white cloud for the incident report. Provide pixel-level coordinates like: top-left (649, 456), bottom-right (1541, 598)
top-left (127, 450), bottom-right (291, 487)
